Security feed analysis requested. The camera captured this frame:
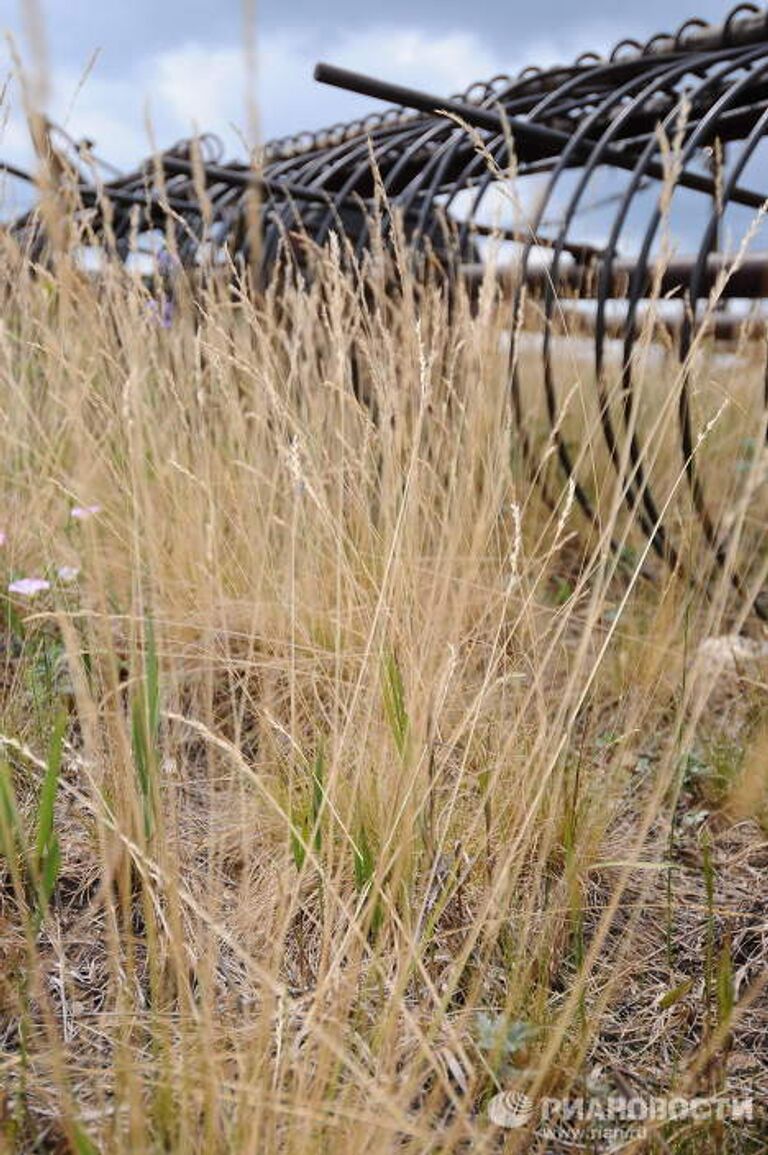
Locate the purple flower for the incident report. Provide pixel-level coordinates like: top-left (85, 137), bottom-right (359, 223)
top-left (8, 577), bottom-right (51, 597)
top-left (146, 297), bottom-right (174, 329)
top-left (71, 504), bottom-right (101, 521)
top-left (160, 297), bottom-right (174, 328)
top-left (156, 249), bottom-right (178, 276)
top-left (0, 530), bottom-right (5, 547)
top-left (57, 565), bottom-right (80, 583)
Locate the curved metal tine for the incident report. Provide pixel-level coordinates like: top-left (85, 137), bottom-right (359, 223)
top-left (265, 127), bottom-right (393, 261)
top-left (267, 114), bottom-right (414, 177)
top-left (153, 157), bottom-right (257, 268)
top-left (402, 124), bottom-right (567, 506)
top-left (524, 66), bottom-right (671, 124)
top-left (421, 147), bottom-right (503, 261)
top-left (263, 116), bottom-right (410, 206)
top-left (616, 84), bottom-right (768, 151)
top-left (251, 183), bottom-right (297, 274)
top-left (163, 133), bottom-right (352, 271)
top-left (591, 47), bottom-right (767, 558)
top-left (438, 70), bottom-right (588, 253)
top-left (138, 164), bottom-right (210, 258)
top-left (260, 150), bottom-right (329, 269)
top-left (417, 66), bottom-right (629, 274)
top-left (503, 46), bottom-right (766, 554)
top-left (618, 44), bottom-right (768, 557)
top-left (541, 56), bottom-right (706, 567)
top-left (487, 55), bottom-right (673, 551)
top-left (86, 160), bottom-right (204, 238)
top-left (314, 60), bottom-right (767, 210)
top-left (0, 159), bottom-right (37, 185)
top-left (430, 64), bottom-right (657, 533)
top-left (266, 132), bottom-right (363, 188)
top-left (504, 62), bottom-right (644, 531)
top-left (349, 118), bottom-right (457, 261)
top-left (535, 67), bottom-right (682, 555)
top-left (401, 69), bottom-right (576, 253)
top-left (390, 78), bottom-right (568, 510)
top-left (259, 134), bottom-right (375, 270)
top-left (260, 176), bottom-right (326, 275)
top-left (281, 65), bottom-right (556, 181)
top-left (187, 179), bottom-right (240, 268)
top-left (448, 143), bottom-right (523, 256)
top-left (261, 203), bottom-right (313, 283)
top-left (308, 117), bottom-right (440, 251)
top-left (453, 65), bottom-right (591, 128)
top-left (443, 143), bottom-right (610, 258)
top-left (189, 177), bottom-right (243, 262)
top-left (393, 124), bottom-right (489, 255)
top-left (676, 81), bottom-right (768, 614)
top-left (375, 115), bottom-right (502, 261)
top-left (257, 139), bottom-right (336, 264)
top-left (509, 46), bottom-right (758, 556)
top-left (82, 186), bottom-right (200, 248)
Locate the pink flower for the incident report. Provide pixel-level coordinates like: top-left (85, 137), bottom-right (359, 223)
top-left (0, 530), bottom-right (5, 547)
top-left (8, 577), bottom-right (51, 597)
top-left (57, 565), bottom-right (80, 583)
top-left (71, 504), bottom-right (101, 521)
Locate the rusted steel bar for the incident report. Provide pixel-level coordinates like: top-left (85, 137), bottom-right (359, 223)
top-left (157, 155), bottom-right (357, 206)
top-left (462, 252), bottom-right (768, 298)
top-left (313, 61), bottom-right (767, 209)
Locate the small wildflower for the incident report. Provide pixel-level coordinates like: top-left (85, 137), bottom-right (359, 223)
top-left (147, 297), bottom-right (174, 329)
top-left (160, 297), bottom-right (174, 328)
top-left (57, 565), bottom-right (80, 583)
top-left (71, 504), bottom-right (101, 521)
top-left (8, 577), bottom-right (50, 597)
top-left (156, 249), bottom-right (178, 276)
top-left (0, 530), bottom-right (5, 547)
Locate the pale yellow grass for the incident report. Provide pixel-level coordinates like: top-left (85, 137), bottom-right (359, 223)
top-left (0, 233), bottom-right (765, 1154)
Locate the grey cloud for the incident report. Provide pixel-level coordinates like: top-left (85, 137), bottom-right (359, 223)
top-left (2, 1), bottom-right (738, 75)
top-left (0, 0), bottom-right (747, 170)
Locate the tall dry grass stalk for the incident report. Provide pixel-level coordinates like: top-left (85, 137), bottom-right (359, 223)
top-left (0, 201), bottom-right (766, 1153)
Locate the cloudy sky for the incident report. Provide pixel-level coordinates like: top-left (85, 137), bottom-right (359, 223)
top-left (0, 0), bottom-right (733, 180)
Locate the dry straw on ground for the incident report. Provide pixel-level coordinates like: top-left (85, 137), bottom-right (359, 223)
top-left (0, 208), bottom-right (766, 1154)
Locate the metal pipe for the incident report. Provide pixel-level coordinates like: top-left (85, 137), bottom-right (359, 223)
top-left (462, 252), bottom-right (768, 299)
top-left (314, 61), bottom-right (767, 210)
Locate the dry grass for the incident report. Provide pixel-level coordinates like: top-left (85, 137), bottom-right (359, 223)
top-left (0, 221), bottom-right (766, 1154)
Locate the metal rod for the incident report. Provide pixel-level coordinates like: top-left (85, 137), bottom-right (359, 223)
top-left (157, 155), bottom-right (353, 206)
top-left (462, 251), bottom-right (768, 299)
top-left (314, 61), bottom-right (767, 210)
